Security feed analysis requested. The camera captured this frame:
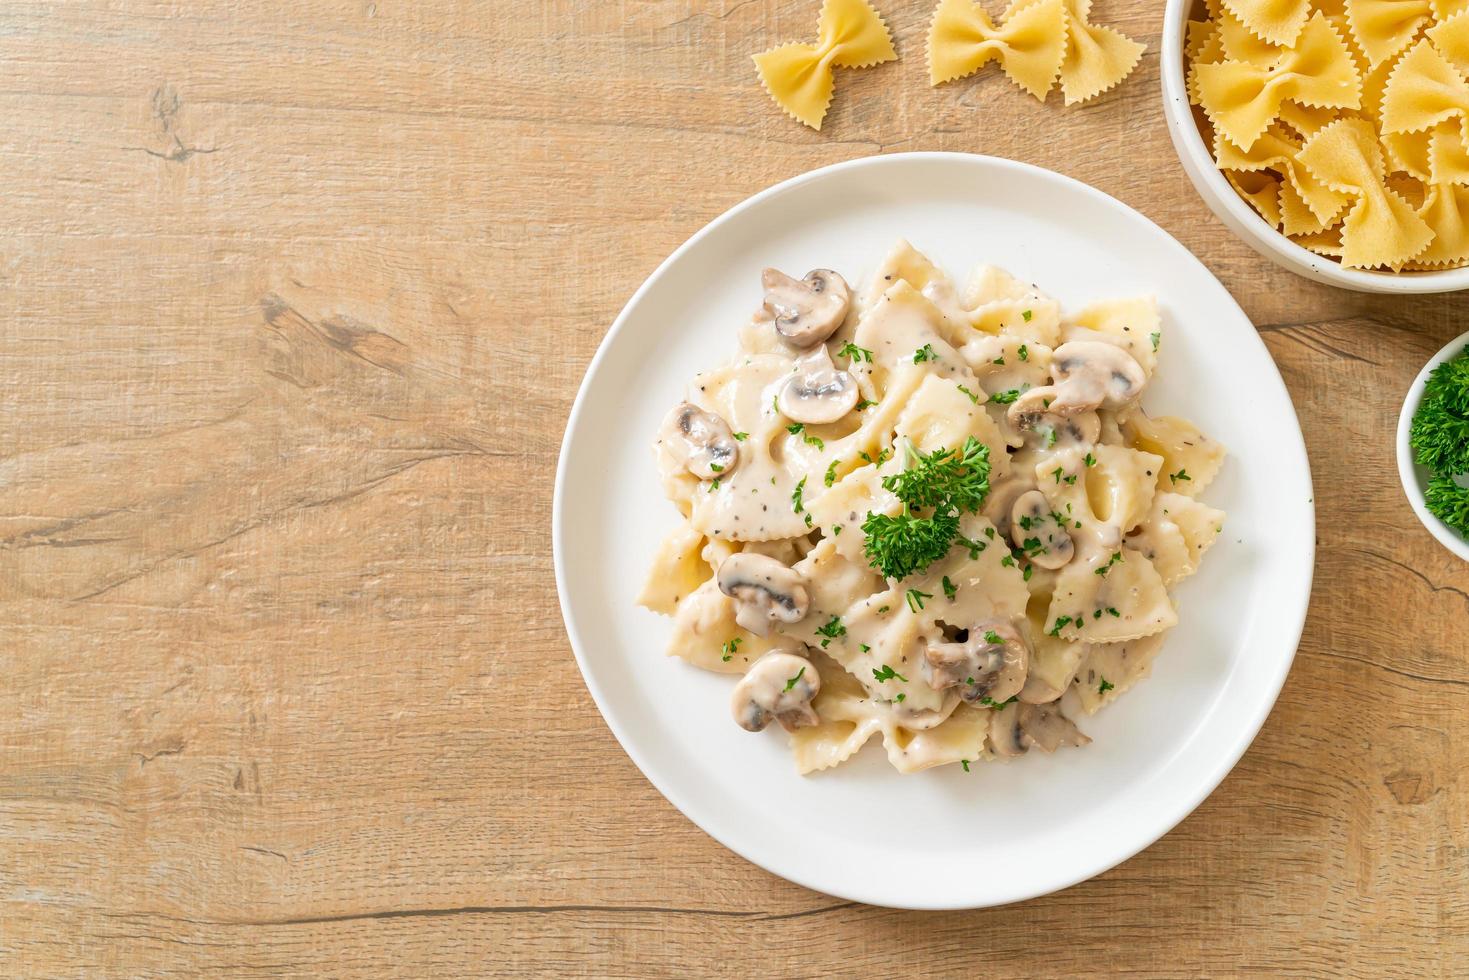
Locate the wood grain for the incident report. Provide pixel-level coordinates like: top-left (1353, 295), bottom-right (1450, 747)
top-left (0, 1), bottom-right (1465, 976)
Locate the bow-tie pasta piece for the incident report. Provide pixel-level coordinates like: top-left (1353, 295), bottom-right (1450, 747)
top-left (1227, 168), bottom-right (1287, 226)
top-left (1381, 39), bottom-right (1469, 142)
top-left (1195, 12), bottom-right (1362, 149)
top-left (1215, 124), bottom-right (1352, 228)
top-left (1429, 123), bottom-right (1469, 183)
top-left (1345, 0), bottom-right (1433, 66)
top-left (1004, 0), bottom-right (1146, 104)
top-left (1220, 0), bottom-right (1313, 45)
top-left (753, 0), bottom-right (898, 129)
top-left (927, 0), bottom-right (1068, 99)
top-left (1297, 116), bottom-right (1435, 266)
top-left (1125, 492), bottom-right (1226, 587)
top-left (1073, 632), bottom-right (1168, 713)
top-left (1290, 224), bottom-right (1348, 254)
top-left (1122, 412), bottom-right (1228, 497)
top-left (1415, 181), bottom-right (1469, 263)
top-left (1429, 10), bottom-right (1469, 73)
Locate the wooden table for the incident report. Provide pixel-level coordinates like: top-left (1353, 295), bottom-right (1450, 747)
top-left (3, 1), bottom-right (1466, 975)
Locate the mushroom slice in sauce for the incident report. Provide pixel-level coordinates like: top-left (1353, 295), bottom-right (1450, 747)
top-left (923, 620), bottom-right (1029, 705)
top-left (988, 699), bottom-right (1090, 756)
top-left (731, 651), bottom-right (821, 732)
top-left (982, 476), bottom-right (1034, 541)
top-left (1050, 341), bottom-right (1146, 411)
top-left (779, 346), bottom-right (859, 424)
top-left (658, 402), bottom-right (740, 480)
top-left (759, 268), bottom-right (851, 348)
top-left (716, 552), bottom-right (810, 636)
top-left (1009, 489), bottom-right (1075, 570)
top-left (1016, 701), bottom-right (1090, 752)
top-left (1006, 392), bottom-right (1102, 447)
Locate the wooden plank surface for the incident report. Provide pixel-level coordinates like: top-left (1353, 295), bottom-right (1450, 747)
top-left (1, 1), bottom-right (1465, 976)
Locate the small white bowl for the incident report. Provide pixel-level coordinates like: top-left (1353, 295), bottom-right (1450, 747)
top-left (1397, 330), bottom-right (1469, 561)
top-left (1160, 0), bottom-right (1469, 294)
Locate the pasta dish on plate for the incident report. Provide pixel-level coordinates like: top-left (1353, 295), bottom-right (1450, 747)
top-left (639, 240), bottom-right (1227, 774)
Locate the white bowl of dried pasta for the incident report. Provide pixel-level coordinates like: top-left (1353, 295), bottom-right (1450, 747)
top-left (1161, 0), bottom-right (1469, 293)
top-left (556, 153), bottom-right (1315, 909)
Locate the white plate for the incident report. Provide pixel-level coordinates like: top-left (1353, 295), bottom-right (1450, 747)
top-left (553, 153), bottom-right (1315, 910)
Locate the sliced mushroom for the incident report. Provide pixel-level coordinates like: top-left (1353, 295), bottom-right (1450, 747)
top-left (779, 346), bottom-right (859, 424)
top-left (923, 620), bottom-right (1029, 704)
top-left (759, 268), bottom-right (851, 348)
top-left (988, 701), bottom-right (1027, 757)
top-left (658, 402), bottom-right (740, 481)
top-left (988, 699), bottom-right (1090, 756)
top-left (1016, 701), bottom-right (1090, 752)
top-left (716, 552), bottom-right (810, 636)
top-left (1006, 391), bottom-right (1102, 446)
top-left (983, 477), bottom-right (1033, 540)
top-left (1051, 341), bottom-right (1146, 410)
top-left (731, 651), bottom-right (821, 732)
top-left (1009, 489), bottom-right (1075, 570)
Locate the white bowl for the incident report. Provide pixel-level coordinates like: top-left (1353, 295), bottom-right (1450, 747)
top-left (555, 152), bottom-right (1315, 909)
top-left (1160, 0), bottom-right (1469, 294)
top-left (1396, 331), bottom-right (1469, 560)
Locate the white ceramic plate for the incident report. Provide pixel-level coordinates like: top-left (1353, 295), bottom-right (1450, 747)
top-left (554, 153), bottom-right (1315, 909)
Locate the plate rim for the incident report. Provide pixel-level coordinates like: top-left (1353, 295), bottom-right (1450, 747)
top-left (552, 151), bottom-right (1317, 910)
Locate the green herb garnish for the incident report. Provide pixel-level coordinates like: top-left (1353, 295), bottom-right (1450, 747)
top-left (912, 343), bottom-right (937, 364)
top-left (720, 637), bottom-right (742, 662)
top-left (860, 437), bottom-right (992, 580)
top-left (839, 341), bottom-right (874, 363)
top-left (872, 664), bottom-right (908, 683)
top-left (784, 666), bottom-right (806, 692)
top-left (905, 588), bottom-right (933, 612)
top-left (989, 388), bottom-right (1022, 404)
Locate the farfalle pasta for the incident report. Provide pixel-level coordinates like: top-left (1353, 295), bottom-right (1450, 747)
top-left (753, 0), bottom-right (898, 129)
top-left (641, 242), bottom-right (1226, 774)
top-left (1186, 0), bottom-right (1469, 269)
top-left (927, 0), bottom-right (1144, 104)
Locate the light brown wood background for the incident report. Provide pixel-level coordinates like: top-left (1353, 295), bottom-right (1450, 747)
top-left (1, 1), bottom-right (1466, 976)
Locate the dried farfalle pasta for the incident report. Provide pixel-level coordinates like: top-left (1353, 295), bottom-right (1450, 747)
top-left (1380, 38), bottom-right (1469, 137)
top-left (1416, 180), bottom-right (1469, 262)
top-left (1216, 124), bottom-right (1352, 225)
top-left (927, 0), bottom-right (1068, 98)
top-left (1006, 0), bottom-right (1146, 104)
top-left (1345, 0), bottom-right (1434, 65)
top-left (1297, 117), bottom-right (1435, 265)
top-left (1428, 9), bottom-right (1469, 71)
top-left (1194, 12), bottom-right (1362, 150)
top-left (1227, 168), bottom-right (1287, 225)
top-left (753, 0), bottom-right (898, 129)
top-left (1221, 0), bottom-right (1313, 46)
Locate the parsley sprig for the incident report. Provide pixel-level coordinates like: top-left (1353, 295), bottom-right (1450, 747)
top-left (1411, 346), bottom-right (1469, 537)
top-left (860, 437), bottom-right (992, 580)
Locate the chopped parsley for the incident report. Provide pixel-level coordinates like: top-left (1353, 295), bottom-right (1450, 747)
top-left (1150, 331), bottom-right (1160, 352)
top-left (872, 664), bottom-right (908, 683)
top-left (992, 355), bottom-right (1005, 365)
top-left (709, 463), bottom-right (723, 473)
top-left (956, 534), bottom-right (986, 558)
top-left (855, 399), bottom-right (878, 410)
top-left (979, 694), bottom-right (1019, 710)
top-left (1047, 615), bottom-right (1074, 637)
top-left (983, 629), bottom-right (1003, 645)
top-left (783, 666), bottom-right (806, 692)
top-left (941, 576), bottom-right (957, 600)
top-left (1098, 677), bottom-right (1115, 694)
top-left (860, 643), bottom-right (871, 652)
top-left (989, 388), bottom-right (1022, 404)
top-left (895, 693), bottom-right (906, 702)
top-left (733, 431), bottom-right (749, 441)
top-left (905, 588), bottom-right (933, 612)
top-left (1021, 309), bottom-right (1033, 322)
top-left (1410, 346), bottom-right (1469, 537)
top-left (824, 458), bottom-right (840, 487)
top-left (786, 422), bottom-right (823, 450)
top-left (1000, 554), bottom-right (1015, 568)
top-left (1083, 452), bottom-right (1096, 467)
top-left (1018, 344), bottom-right (1029, 361)
top-left (708, 478), bottom-right (720, 493)
top-left (956, 383), bottom-right (981, 405)
top-left (1095, 551), bottom-right (1123, 576)
top-left (961, 759), bottom-right (971, 772)
top-left (860, 437), bottom-right (992, 580)
top-left (720, 637), bottom-right (742, 662)
top-left (815, 616), bottom-right (846, 648)
top-left (838, 341), bottom-right (874, 363)
top-left (912, 343), bottom-right (937, 364)
top-left (1169, 468), bottom-right (1192, 484)
top-left (791, 476), bottom-right (812, 527)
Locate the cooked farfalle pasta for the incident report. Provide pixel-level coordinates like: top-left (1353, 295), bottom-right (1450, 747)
top-left (640, 242), bottom-right (1227, 774)
top-left (752, 0), bottom-right (898, 129)
top-left (1186, 0), bottom-right (1469, 269)
top-left (927, 0), bottom-right (1144, 104)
